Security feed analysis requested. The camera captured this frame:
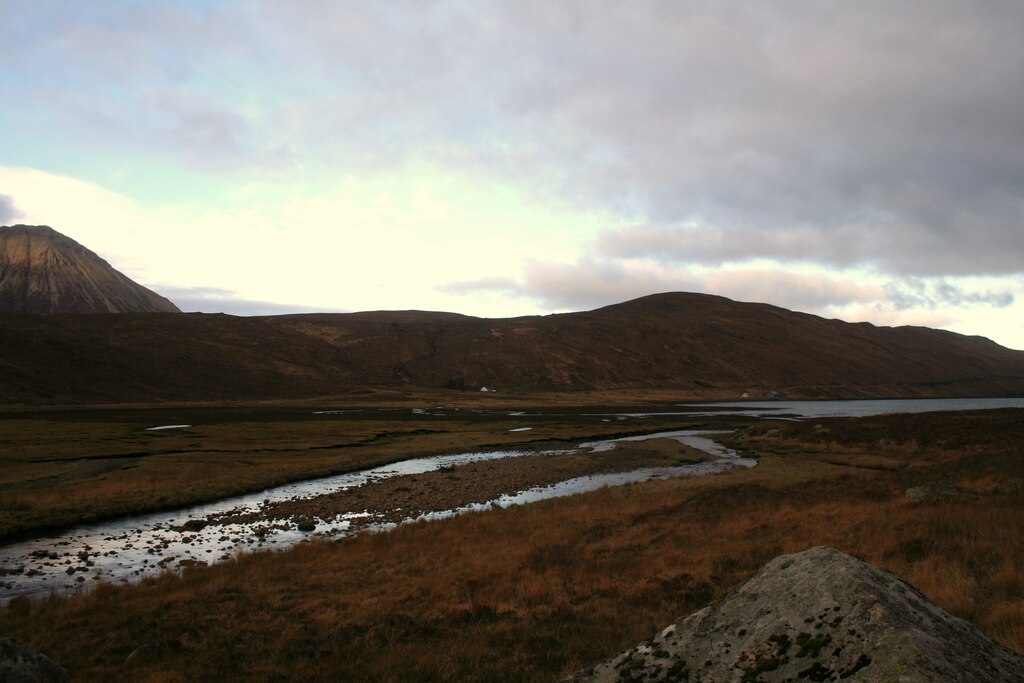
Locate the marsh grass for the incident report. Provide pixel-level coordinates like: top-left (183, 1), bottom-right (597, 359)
top-left (2, 409), bottom-right (1021, 681)
top-left (0, 408), bottom-right (706, 540)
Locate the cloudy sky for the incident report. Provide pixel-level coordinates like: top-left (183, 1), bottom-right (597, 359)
top-left (2, 1), bottom-right (1023, 348)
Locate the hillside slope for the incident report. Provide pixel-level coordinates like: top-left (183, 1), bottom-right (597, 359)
top-left (0, 225), bottom-right (179, 314)
top-left (1, 292), bottom-right (1023, 404)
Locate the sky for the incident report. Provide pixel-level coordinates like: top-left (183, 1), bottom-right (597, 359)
top-left (2, 1), bottom-right (1023, 349)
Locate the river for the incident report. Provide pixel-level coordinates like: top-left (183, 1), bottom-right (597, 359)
top-left (0, 430), bottom-right (750, 603)
top-left (1, 397), bottom-right (1020, 603)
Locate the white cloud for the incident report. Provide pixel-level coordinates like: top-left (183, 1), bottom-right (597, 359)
top-left (0, 164), bottom-right (604, 314)
top-left (0, 166), bottom-right (150, 258)
top-left (0, 194), bottom-right (19, 224)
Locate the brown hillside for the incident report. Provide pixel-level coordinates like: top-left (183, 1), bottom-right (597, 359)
top-left (1, 292), bottom-right (1022, 405)
top-left (0, 225), bottom-right (180, 314)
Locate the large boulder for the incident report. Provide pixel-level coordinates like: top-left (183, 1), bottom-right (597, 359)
top-left (0, 639), bottom-right (68, 683)
top-left (566, 546), bottom-right (1024, 682)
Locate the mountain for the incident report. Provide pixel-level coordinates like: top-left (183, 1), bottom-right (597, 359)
top-left (0, 225), bottom-right (180, 314)
top-left (1, 292), bottom-right (1023, 405)
top-left (565, 546), bottom-right (1024, 682)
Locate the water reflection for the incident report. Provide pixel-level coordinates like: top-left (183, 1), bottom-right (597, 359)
top-left (0, 431), bottom-right (742, 602)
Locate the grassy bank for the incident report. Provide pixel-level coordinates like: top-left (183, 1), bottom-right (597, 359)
top-left (0, 404), bottom-right (733, 540)
top-left (1, 409), bottom-right (1021, 681)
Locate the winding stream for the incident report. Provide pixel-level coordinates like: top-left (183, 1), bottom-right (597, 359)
top-left (4, 397), bottom-right (1020, 603)
top-left (0, 430), bottom-right (749, 603)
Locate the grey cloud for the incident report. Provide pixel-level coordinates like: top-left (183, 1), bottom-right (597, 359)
top-left (9, 2), bottom-right (1024, 275)
top-left (441, 259), bottom-right (677, 312)
top-left (700, 269), bottom-right (884, 313)
top-left (507, 259), bottom-right (888, 315)
top-left (506, 2), bottom-right (1024, 276)
top-left (445, 259), bottom-right (985, 321)
top-left (0, 194), bottom-right (20, 224)
top-left (45, 85), bottom-right (264, 172)
top-left (156, 286), bottom-right (346, 317)
top-left (47, 3), bottom-right (217, 80)
top-left (144, 89), bottom-right (252, 170)
top-left (11, 3), bottom-right (278, 173)
top-left (252, 1), bottom-right (1024, 277)
top-left (441, 276), bottom-right (521, 296)
top-left (885, 279), bottom-right (1015, 311)
top-left (518, 259), bottom-right (693, 312)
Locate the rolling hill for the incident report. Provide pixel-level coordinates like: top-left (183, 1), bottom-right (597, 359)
top-left (1, 292), bottom-right (1023, 405)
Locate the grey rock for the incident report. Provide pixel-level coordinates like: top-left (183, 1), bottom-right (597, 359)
top-left (0, 639), bottom-right (68, 683)
top-left (564, 546), bottom-right (1024, 682)
top-left (905, 482), bottom-right (962, 500)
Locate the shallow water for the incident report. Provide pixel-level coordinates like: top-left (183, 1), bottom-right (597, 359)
top-left (0, 430), bottom-right (743, 603)
top-left (2, 396), bottom-right (1018, 603)
top-left (420, 433), bottom-right (754, 522)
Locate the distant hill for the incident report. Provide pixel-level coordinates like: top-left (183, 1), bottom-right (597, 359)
top-left (0, 224), bottom-right (179, 314)
top-left (1, 292), bottom-right (1023, 405)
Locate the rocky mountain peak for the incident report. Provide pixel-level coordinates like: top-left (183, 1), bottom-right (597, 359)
top-left (0, 224), bottom-right (179, 314)
top-left (566, 546), bottom-right (1024, 682)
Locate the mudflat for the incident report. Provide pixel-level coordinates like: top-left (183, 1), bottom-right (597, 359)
top-left (205, 437), bottom-right (716, 530)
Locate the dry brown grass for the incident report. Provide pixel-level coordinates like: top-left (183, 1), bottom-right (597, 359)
top-left (0, 407), bottom-right (713, 540)
top-left (1, 409), bottom-right (1021, 681)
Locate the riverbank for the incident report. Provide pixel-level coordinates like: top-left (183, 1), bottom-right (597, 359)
top-left (206, 437), bottom-right (717, 530)
top-left (0, 433), bottom-right (734, 602)
top-left (2, 408), bottom-right (1021, 681)
top-left (0, 404), bottom-right (749, 541)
